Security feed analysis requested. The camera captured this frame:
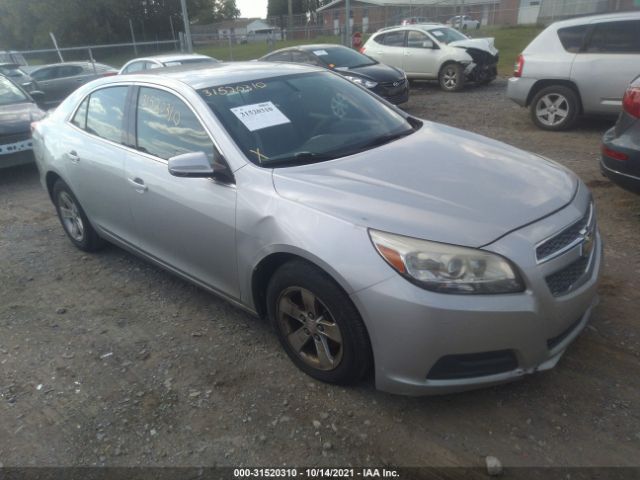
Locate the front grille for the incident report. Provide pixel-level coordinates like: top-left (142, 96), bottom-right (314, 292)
top-left (379, 79), bottom-right (407, 89)
top-left (536, 203), bottom-right (592, 262)
top-left (0, 131), bottom-right (30, 145)
top-left (427, 350), bottom-right (518, 380)
top-left (545, 256), bottom-right (589, 297)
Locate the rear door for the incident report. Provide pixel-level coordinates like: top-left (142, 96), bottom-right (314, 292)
top-left (30, 66), bottom-right (60, 105)
top-left (368, 31), bottom-right (406, 70)
top-left (63, 85), bottom-right (134, 240)
top-left (124, 85), bottom-right (238, 297)
top-left (571, 19), bottom-right (640, 115)
top-left (403, 30), bottom-right (440, 78)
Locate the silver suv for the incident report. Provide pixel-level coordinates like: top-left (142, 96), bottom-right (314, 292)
top-left (361, 24), bottom-right (499, 91)
top-left (507, 12), bottom-right (640, 131)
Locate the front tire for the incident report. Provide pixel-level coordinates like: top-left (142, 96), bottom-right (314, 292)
top-left (266, 260), bottom-right (372, 385)
top-left (439, 63), bottom-right (465, 92)
top-left (529, 85), bottom-right (579, 131)
top-left (53, 180), bottom-right (105, 252)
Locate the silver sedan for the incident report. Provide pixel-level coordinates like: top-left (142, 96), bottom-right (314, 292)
top-left (31, 62), bottom-right (602, 395)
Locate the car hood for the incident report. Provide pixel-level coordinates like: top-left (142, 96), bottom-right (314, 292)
top-left (272, 122), bottom-right (577, 247)
top-left (0, 102), bottom-right (43, 136)
top-left (449, 37), bottom-right (498, 56)
top-left (334, 63), bottom-right (404, 83)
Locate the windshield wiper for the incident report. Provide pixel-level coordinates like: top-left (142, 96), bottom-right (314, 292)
top-left (347, 129), bottom-right (414, 154)
top-left (262, 151), bottom-right (340, 167)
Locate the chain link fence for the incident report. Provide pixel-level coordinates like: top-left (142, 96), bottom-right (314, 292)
top-left (13, 0), bottom-right (640, 67)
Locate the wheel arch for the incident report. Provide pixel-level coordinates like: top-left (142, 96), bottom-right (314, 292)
top-left (45, 170), bottom-right (63, 201)
top-left (525, 79), bottom-right (583, 113)
top-left (250, 249), bottom-right (356, 321)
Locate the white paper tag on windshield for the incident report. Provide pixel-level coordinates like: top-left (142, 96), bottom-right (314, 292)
top-left (230, 101), bottom-right (291, 132)
top-left (432, 31), bottom-right (444, 37)
top-left (313, 50), bottom-right (329, 56)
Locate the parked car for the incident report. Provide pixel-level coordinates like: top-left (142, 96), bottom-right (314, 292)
top-left (507, 12), bottom-right (640, 131)
top-left (601, 76), bottom-right (640, 193)
top-left (32, 62), bottom-right (601, 396)
top-left (401, 17), bottom-right (431, 25)
top-left (259, 44), bottom-right (409, 104)
top-left (26, 62), bottom-right (117, 107)
top-left (119, 54), bottom-right (219, 74)
top-left (447, 15), bottom-right (480, 30)
top-left (361, 24), bottom-right (498, 91)
top-left (0, 63), bottom-right (38, 93)
top-left (0, 75), bottom-right (45, 169)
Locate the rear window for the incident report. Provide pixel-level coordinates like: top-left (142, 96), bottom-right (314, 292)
top-left (584, 20), bottom-right (640, 54)
top-left (557, 25), bottom-right (588, 53)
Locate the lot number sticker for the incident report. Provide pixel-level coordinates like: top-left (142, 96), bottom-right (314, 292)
top-left (231, 101), bottom-right (291, 132)
top-left (313, 50), bottom-right (329, 56)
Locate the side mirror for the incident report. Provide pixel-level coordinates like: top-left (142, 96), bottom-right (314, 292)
top-left (168, 151), bottom-right (233, 182)
top-left (422, 40), bottom-right (434, 49)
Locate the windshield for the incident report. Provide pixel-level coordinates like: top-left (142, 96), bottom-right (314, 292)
top-left (0, 76), bottom-right (28, 106)
top-left (313, 47), bottom-right (376, 69)
top-left (198, 71), bottom-right (416, 167)
top-left (428, 27), bottom-right (468, 44)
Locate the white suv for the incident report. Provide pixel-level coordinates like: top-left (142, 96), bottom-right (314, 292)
top-left (507, 12), bottom-right (640, 131)
top-left (361, 24), bottom-right (499, 92)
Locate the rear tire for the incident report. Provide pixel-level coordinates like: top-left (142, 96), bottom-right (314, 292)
top-left (439, 63), bottom-right (465, 92)
top-left (266, 260), bottom-right (372, 385)
top-left (529, 85), bottom-right (579, 131)
top-left (53, 180), bottom-right (105, 252)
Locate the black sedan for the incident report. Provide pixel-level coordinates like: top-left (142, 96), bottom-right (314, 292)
top-left (0, 75), bottom-right (46, 169)
top-left (601, 76), bottom-right (640, 194)
top-left (0, 63), bottom-right (38, 93)
top-left (260, 44), bottom-right (409, 105)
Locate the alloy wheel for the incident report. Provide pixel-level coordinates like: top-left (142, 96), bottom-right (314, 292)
top-left (276, 286), bottom-right (343, 371)
top-left (535, 93), bottom-right (569, 127)
top-left (442, 67), bottom-right (458, 90)
top-left (58, 191), bottom-right (85, 242)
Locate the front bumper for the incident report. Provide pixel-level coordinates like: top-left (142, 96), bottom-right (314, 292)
top-left (507, 76), bottom-right (537, 107)
top-left (351, 185), bottom-right (602, 395)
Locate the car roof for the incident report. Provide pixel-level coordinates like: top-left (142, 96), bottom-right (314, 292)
top-left (29, 61), bottom-right (94, 71)
top-left (548, 10), bottom-right (640, 28)
top-left (139, 61), bottom-right (322, 89)
top-left (374, 23), bottom-right (446, 34)
top-left (127, 54), bottom-right (213, 64)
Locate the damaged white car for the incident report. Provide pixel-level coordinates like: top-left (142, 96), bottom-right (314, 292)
top-left (361, 24), bottom-right (499, 92)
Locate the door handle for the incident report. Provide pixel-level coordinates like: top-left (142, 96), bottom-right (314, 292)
top-left (68, 150), bottom-right (80, 164)
top-left (128, 177), bottom-right (148, 193)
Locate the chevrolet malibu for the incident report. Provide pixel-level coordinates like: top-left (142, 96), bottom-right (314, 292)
top-left (32, 62), bottom-right (601, 395)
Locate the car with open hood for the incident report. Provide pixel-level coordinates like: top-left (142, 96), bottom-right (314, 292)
top-left (259, 44), bottom-right (409, 104)
top-left (31, 62), bottom-right (600, 395)
top-left (361, 24), bottom-right (498, 91)
top-left (0, 74), bottom-right (46, 169)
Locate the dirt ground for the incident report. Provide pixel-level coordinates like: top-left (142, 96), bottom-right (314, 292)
top-left (1, 79), bottom-right (639, 472)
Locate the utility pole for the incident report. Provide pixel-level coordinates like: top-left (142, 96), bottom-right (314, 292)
top-left (288, 0), bottom-right (293, 40)
top-left (345, 0), bottom-right (351, 47)
top-left (180, 0), bottom-right (193, 53)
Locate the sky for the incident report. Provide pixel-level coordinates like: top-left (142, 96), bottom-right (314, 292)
top-left (237, 0), bottom-right (269, 19)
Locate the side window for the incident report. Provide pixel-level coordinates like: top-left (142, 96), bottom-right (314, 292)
top-left (557, 25), bottom-right (588, 53)
top-left (71, 96), bottom-right (89, 129)
top-left (265, 51), bottom-right (291, 62)
top-left (407, 31), bottom-right (429, 48)
top-left (136, 87), bottom-right (216, 162)
top-left (85, 86), bottom-right (128, 144)
top-left (58, 65), bottom-right (84, 77)
top-left (373, 33), bottom-right (386, 45)
top-left (383, 31), bottom-right (406, 47)
top-left (124, 61), bottom-right (146, 73)
top-left (31, 68), bottom-right (54, 81)
top-left (585, 21), bottom-right (640, 54)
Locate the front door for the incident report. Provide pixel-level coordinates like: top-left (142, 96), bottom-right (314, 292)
top-left (403, 30), bottom-right (440, 78)
top-left (125, 86), bottom-right (239, 298)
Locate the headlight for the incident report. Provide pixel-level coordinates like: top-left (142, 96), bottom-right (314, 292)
top-left (345, 75), bottom-right (377, 89)
top-left (369, 229), bottom-right (525, 294)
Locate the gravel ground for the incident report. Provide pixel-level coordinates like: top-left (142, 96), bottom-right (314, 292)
top-left (1, 79), bottom-right (639, 470)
